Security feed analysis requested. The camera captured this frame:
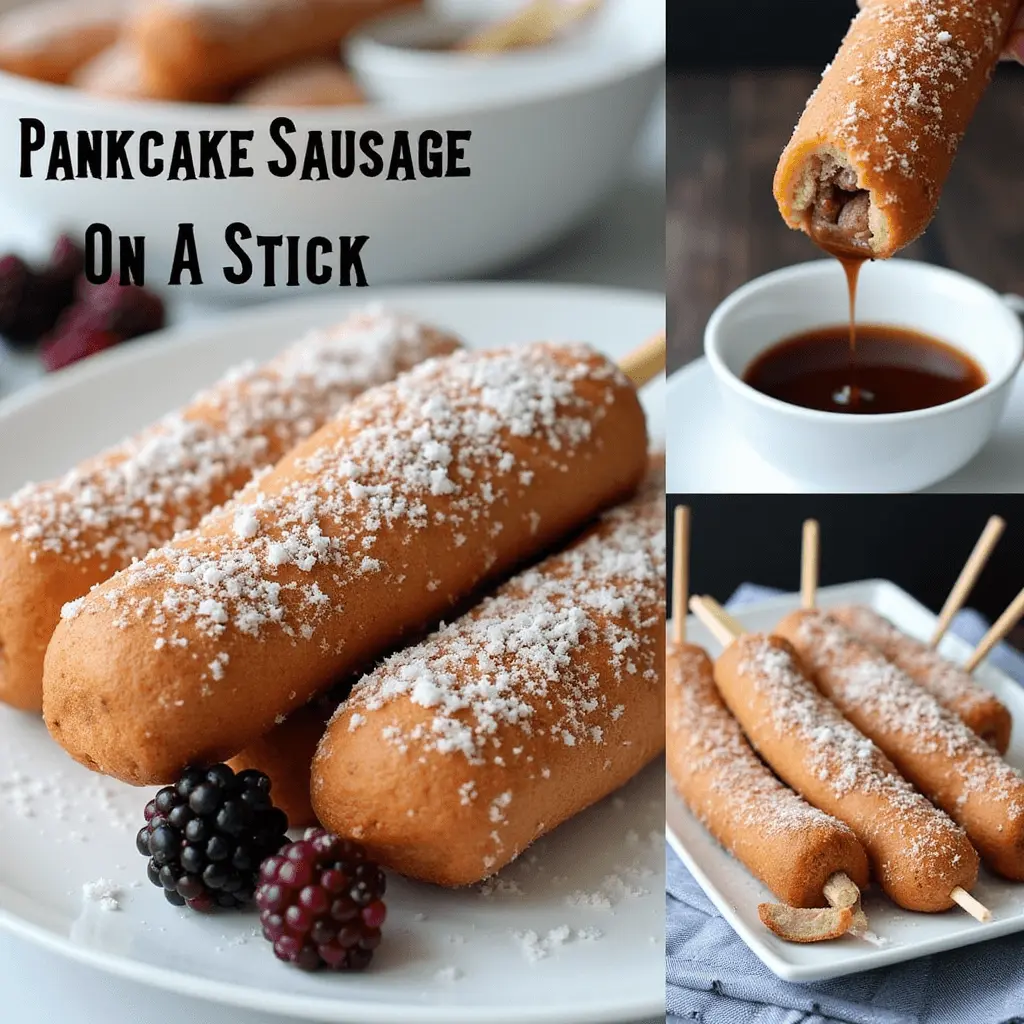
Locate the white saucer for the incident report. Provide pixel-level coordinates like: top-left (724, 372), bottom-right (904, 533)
top-left (0, 282), bottom-right (665, 1024)
top-left (664, 358), bottom-right (1024, 494)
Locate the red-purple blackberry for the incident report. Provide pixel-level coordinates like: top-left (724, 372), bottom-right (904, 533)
top-left (256, 828), bottom-right (386, 971)
top-left (78, 276), bottom-right (166, 339)
top-left (137, 764), bottom-right (289, 912)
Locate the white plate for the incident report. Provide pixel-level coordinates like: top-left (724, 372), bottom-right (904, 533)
top-left (666, 579), bottom-right (1024, 983)
top-left (664, 358), bottom-right (1024, 494)
top-left (0, 282), bottom-right (665, 1024)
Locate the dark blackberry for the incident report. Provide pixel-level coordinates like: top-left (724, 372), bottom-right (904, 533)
top-left (137, 764), bottom-right (289, 912)
top-left (0, 255), bottom-right (69, 345)
top-left (256, 828), bottom-right (386, 971)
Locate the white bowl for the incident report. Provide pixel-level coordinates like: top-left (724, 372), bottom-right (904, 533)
top-left (704, 259), bottom-right (1024, 493)
top-left (347, 1), bottom-right (659, 107)
top-left (0, 0), bottom-right (663, 299)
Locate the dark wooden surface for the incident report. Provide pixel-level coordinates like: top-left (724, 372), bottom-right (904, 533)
top-left (666, 68), bottom-right (1024, 373)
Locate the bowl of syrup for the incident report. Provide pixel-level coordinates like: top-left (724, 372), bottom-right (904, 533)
top-left (704, 259), bottom-right (1023, 492)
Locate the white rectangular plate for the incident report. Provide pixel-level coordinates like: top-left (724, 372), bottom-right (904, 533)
top-left (666, 578), bottom-right (1024, 983)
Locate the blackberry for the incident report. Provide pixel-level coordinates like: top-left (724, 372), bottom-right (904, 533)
top-left (137, 764), bottom-right (289, 912)
top-left (256, 828), bottom-right (386, 971)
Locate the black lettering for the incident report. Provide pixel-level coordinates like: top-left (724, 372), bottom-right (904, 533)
top-left (168, 131), bottom-right (197, 181)
top-left (230, 131), bottom-right (254, 177)
top-left (47, 132), bottom-right (74, 181)
top-left (359, 131), bottom-right (384, 176)
top-left (19, 118), bottom-right (45, 178)
top-left (198, 130), bottom-right (227, 179)
top-left (267, 117), bottom-right (296, 177)
top-left (386, 131), bottom-right (415, 181)
top-left (306, 237), bottom-right (331, 285)
top-left (286, 236), bottom-right (300, 287)
top-left (447, 130), bottom-right (471, 177)
top-left (256, 235), bottom-right (283, 286)
top-left (222, 223), bottom-right (252, 284)
top-left (139, 131), bottom-right (164, 176)
top-left (119, 237), bottom-right (146, 285)
top-left (105, 130), bottom-right (135, 179)
top-left (330, 131), bottom-right (356, 177)
top-left (84, 223), bottom-right (113, 284)
top-left (337, 236), bottom-right (368, 287)
top-left (300, 131), bottom-right (329, 181)
top-left (76, 130), bottom-right (103, 179)
top-left (169, 224), bottom-right (203, 285)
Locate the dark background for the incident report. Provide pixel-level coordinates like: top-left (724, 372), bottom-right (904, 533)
top-left (665, 1), bottom-right (1024, 372)
top-left (665, 495), bottom-right (1024, 640)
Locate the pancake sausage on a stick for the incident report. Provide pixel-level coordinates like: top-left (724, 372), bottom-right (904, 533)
top-left (668, 511), bottom-right (868, 919)
top-left (667, 640), bottom-right (869, 909)
top-left (0, 309), bottom-right (460, 713)
top-left (692, 602), bottom-right (978, 914)
top-left (311, 466), bottom-right (665, 886)
top-left (774, 0), bottom-right (1018, 258)
top-left (777, 610), bottom-right (1024, 881)
top-left (831, 605), bottom-right (1012, 754)
top-left (43, 343), bottom-right (648, 785)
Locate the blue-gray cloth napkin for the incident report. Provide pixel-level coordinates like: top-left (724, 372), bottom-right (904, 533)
top-left (666, 585), bottom-right (1024, 1024)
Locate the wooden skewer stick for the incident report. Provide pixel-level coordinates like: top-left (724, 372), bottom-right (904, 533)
top-left (951, 886), bottom-right (992, 922)
top-left (689, 595), bottom-right (743, 645)
top-left (801, 519), bottom-right (819, 611)
top-left (964, 585), bottom-right (1024, 673)
top-left (930, 515), bottom-right (1006, 647)
top-left (693, 598), bottom-right (993, 924)
top-left (617, 332), bottom-right (666, 390)
top-left (672, 506), bottom-right (689, 646)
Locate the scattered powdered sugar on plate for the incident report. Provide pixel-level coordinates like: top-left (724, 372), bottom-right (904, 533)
top-left (82, 878), bottom-right (122, 911)
top-left (511, 925), bottom-right (601, 963)
top-left (1, 308), bottom-right (457, 572)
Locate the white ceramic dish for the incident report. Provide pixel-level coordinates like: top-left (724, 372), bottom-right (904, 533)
top-left (664, 354), bottom-right (1024, 496)
top-left (702, 260), bottom-right (1024, 493)
top-left (0, 0), bottom-right (663, 298)
top-left (348, 1), bottom-right (649, 107)
top-left (0, 282), bottom-right (665, 1024)
top-left (666, 578), bottom-right (1024, 984)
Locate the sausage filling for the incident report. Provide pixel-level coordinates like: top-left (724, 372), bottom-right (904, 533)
top-left (809, 157), bottom-right (872, 250)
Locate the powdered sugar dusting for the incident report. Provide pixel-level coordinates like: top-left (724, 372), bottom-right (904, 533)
top-left (788, 612), bottom-right (1024, 834)
top-left (82, 878), bottom-right (122, 911)
top-left (832, 605), bottom-right (1006, 719)
top-left (667, 642), bottom-right (858, 842)
top-left (335, 468), bottom-right (662, 872)
top-left (0, 308), bottom-right (459, 570)
top-left (64, 344), bottom-right (631, 701)
top-left (794, 0), bottom-right (1015, 222)
top-left (732, 633), bottom-right (972, 897)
